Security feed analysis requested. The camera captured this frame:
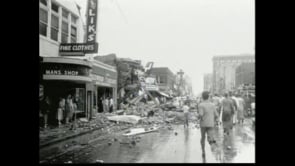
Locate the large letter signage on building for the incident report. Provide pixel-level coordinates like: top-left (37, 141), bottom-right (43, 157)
top-left (59, 0), bottom-right (98, 56)
top-left (86, 0), bottom-right (98, 43)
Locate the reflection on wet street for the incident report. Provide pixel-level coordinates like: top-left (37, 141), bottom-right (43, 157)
top-left (134, 119), bottom-right (254, 163)
top-left (211, 119), bottom-right (255, 163)
top-left (47, 119), bottom-right (255, 163)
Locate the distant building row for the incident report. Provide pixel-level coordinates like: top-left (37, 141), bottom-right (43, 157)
top-left (204, 54), bottom-right (255, 94)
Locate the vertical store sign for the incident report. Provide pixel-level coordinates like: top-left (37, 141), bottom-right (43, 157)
top-left (86, 0), bottom-right (98, 43)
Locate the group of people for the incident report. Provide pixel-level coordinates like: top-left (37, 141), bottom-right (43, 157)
top-left (212, 92), bottom-right (255, 121)
top-left (181, 90), bottom-right (255, 157)
top-left (57, 94), bottom-right (78, 126)
top-left (40, 94), bottom-right (78, 128)
top-left (99, 97), bottom-right (114, 113)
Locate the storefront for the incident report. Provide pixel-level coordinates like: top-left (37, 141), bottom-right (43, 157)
top-left (91, 60), bottom-right (117, 115)
top-left (40, 57), bottom-right (92, 125)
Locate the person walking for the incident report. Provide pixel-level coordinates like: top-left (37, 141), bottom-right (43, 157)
top-left (236, 94), bottom-right (246, 125)
top-left (212, 93), bottom-right (221, 126)
top-left (220, 92), bottom-right (235, 136)
top-left (229, 92), bottom-right (238, 125)
top-left (242, 93), bottom-right (251, 117)
top-left (183, 100), bottom-right (190, 128)
top-left (197, 91), bottom-right (219, 157)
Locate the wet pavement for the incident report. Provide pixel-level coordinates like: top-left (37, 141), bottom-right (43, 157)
top-left (210, 119), bottom-right (255, 163)
top-left (42, 117), bottom-right (255, 163)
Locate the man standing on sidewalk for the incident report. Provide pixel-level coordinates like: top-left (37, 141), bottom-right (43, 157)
top-left (197, 91), bottom-right (219, 157)
top-left (109, 97), bottom-right (114, 113)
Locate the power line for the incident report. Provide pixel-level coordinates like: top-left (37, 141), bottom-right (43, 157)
top-left (113, 0), bottom-right (128, 24)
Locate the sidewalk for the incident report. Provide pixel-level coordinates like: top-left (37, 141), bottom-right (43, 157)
top-left (40, 113), bottom-right (112, 148)
top-left (40, 124), bottom-right (103, 148)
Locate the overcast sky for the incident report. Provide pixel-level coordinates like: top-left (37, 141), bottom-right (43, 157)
top-left (75, 0), bottom-right (255, 95)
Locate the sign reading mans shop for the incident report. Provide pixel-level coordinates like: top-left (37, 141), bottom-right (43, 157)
top-left (59, 43), bottom-right (98, 55)
top-left (42, 63), bottom-right (90, 77)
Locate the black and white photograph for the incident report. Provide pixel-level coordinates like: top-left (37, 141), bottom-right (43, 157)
top-left (39, 0), bottom-right (255, 163)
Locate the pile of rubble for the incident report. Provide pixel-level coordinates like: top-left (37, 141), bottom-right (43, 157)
top-left (73, 99), bottom-right (198, 135)
top-left (71, 113), bottom-right (111, 131)
top-left (73, 98), bottom-right (197, 137)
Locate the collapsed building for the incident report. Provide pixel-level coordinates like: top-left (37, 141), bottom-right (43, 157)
top-left (94, 54), bottom-right (173, 110)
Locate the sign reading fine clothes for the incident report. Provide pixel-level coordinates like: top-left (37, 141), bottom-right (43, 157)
top-left (59, 43), bottom-right (98, 55)
top-left (86, 0), bottom-right (98, 43)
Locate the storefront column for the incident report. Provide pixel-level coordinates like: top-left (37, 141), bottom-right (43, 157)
top-left (113, 87), bottom-right (117, 111)
top-left (93, 86), bottom-right (98, 113)
top-left (86, 83), bottom-right (94, 120)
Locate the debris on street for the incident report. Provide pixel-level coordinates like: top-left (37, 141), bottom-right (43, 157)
top-left (96, 159), bottom-right (104, 163)
top-left (122, 127), bottom-right (159, 136)
top-left (107, 115), bottom-right (142, 124)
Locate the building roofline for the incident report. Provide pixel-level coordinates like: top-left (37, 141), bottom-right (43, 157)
top-left (212, 55), bottom-right (255, 60)
top-left (53, 0), bottom-right (80, 18)
top-left (150, 67), bottom-right (174, 75)
top-left (92, 59), bottom-right (117, 72)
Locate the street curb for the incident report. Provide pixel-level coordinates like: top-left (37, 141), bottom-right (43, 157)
top-left (40, 126), bottom-right (104, 149)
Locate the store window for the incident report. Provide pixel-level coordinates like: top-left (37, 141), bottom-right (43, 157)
top-left (62, 9), bottom-right (69, 19)
top-left (61, 21), bottom-right (69, 43)
top-left (71, 15), bottom-right (77, 24)
top-left (51, 2), bottom-right (59, 13)
top-left (71, 26), bottom-right (77, 43)
top-left (160, 76), bottom-right (166, 84)
top-left (75, 88), bottom-right (86, 114)
top-left (51, 14), bottom-right (59, 41)
top-left (39, 8), bottom-right (48, 36)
